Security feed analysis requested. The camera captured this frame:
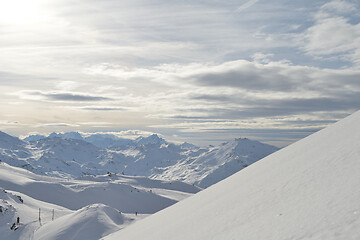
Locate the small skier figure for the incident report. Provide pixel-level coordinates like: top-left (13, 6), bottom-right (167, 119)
top-left (10, 223), bottom-right (16, 230)
top-left (135, 211), bottom-right (138, 216)
top-left (17, 217), bottom-right (20, 224)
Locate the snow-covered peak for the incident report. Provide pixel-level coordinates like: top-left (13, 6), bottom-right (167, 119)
top-left (24, 131), bottom-right (84, 142)
top-left (31, 137), bottom-right (103, 168)
top-left (231, 137), bottom-right (278, 154)
top-left (34, 136), bottom-right (96, 149)
top-left (23, 134), bottom-right (46, 142)
top-left (23, 131), bottom-right (171, 148)
top-left (179, 142), bottom-right (198, 149)
top-left (48, 131), bottom-right (84, 140)
top-left (84, 134), bottom-right (133, 148)
top-left (1, 129), bottom-right (277, 188)
top-left (155, 138), bottom-right (278, 188)
top-left (0, 131), bottom-right (25, 149)
top-left (135, 134), bottom-right (166, 146)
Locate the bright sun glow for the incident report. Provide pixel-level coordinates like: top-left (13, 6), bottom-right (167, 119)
top-left (0, 0), bottom-right (43, 24)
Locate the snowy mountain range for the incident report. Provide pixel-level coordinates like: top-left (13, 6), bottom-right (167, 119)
top-left (23, 132), bottom-right (168, 148)
top-left (1, 131), bottom-right (278, 188)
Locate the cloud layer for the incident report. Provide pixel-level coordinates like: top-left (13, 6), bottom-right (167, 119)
top-left (0, 0), bottom-right (359, 146)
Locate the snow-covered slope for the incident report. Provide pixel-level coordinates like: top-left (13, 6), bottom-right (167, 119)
top-left (23, 132), bottom-right (157, 148)
top-left (84, 134), bottom-right (133, 148)
top-left (134, 134), bottom-right (166, 146)
top-left (0, 131), bottom-right (26, 149)
top-left (0, 187), bottom-right (71, 240)
top-left (23, 134), bottom-right (46, 142)
top-left (33, 204), bottom-right (135, 240)
top-left (0, 185), bottom-right (148, 240)
top-left (0, 162), bottom-right (199, 214)
top-left (29, 137), bottom-right (106, 178)
top-left (0, 186), bottom-right (144, 240)
top-left (48, 132), bottom-right (84, 140)
top-left (0, 161), bottom-right (200, 239)
top-left (104, 110), bottom-right (360, 240)
top-left (24, 132), bottom-right (83, 142)
top-left (2, 132), bottom-right (278, 188)
top-left (155, 138), bottom-right (278, 188)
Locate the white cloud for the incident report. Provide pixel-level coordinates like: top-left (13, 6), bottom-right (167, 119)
top-left (236, 0), bottom-right (259, 12)
top-left (303, 17), bottom-right (360, 56)
top-left (0, 120), bottom-right (21, 126)
top-left (320, 0), bottom-right (357, 14)
top-left (77, 122), bottom-right (112, 126)
top-left (13, 90), bottom-right (113, 102)
top-left (71, 106), bottom-right (132, 111)
top-left (35, 123), bottom-right (80, 127)
top-left (55, 81), bottom-right (82, 91)
top-left (83, 59), bottom-right (360, 136)
top-left (251, 53), bottom-right (275, 64)
top-left (300, 0), bottom-right (360, 66)
top-left (1, 0), bottom-right (359, 146)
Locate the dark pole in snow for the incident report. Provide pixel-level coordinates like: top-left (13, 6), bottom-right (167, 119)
top-left (52, 209), bottom-right (54, 221)
top-left (39, 208), bottom-right (41, 222)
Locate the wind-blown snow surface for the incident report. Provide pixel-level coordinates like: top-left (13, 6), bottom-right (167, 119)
top-left (1, 132), bottom-right (278, 188)
top-left (104, 110), bottom-right (360, 240)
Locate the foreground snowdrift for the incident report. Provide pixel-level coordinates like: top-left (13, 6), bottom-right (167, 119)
top-left (104, 110), bottom-right (360, 240)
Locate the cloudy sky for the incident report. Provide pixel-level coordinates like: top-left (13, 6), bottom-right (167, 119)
top-left (0, 0), bottom-right (359, 146)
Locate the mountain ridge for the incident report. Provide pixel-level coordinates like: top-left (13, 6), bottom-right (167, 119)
top-left (1, 131), bottom-right (278, 188)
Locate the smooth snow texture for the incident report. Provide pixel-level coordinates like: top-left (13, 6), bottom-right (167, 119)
top-left (104, 110), bottom-right (360, 240)
top-left (0, 162), bottom-right (198, 214)
top-left (33, 204), bottom-right (134, 240)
